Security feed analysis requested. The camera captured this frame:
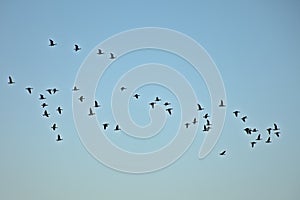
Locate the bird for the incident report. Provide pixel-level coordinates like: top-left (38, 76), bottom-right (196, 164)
top-left (56, 106), bottom-right (63, 114)
top-left (97, 49), bottom-right (104, 55)
top-left (51, 123), bottom-right (58, 131)
top-left (103, 123), bottom-right (109, 130)
top-left (219, 150), bottom-right (226, 156)
top-left (155, 97), bottom-right (161, 102)
top-left (252, 128), bottom-right (259, 133)
top-left (274, 131), bottom-right (280, 137)
top-left (233, 110), bottom-right (240, 117)
top-left (25, 87), bottom-right (33, 94)
top-left (166, 108), bottom-right (173, 115)
top-left (8, 76), bottom-right (15, 84)
top-left (114, 125), bottom-right (121, 131)
top-left (244, 128), bottom-right (252, 135)
top-left (88, 108), bottom-right (95, 116)
top-left (250, 141), bottom-right (257, 148)
top-left (74, 44), bottom-right (81, 51)
top-left (72, 86), bottom-right (79, 91)
top-left (56, 134), bottom-right (63, 142)
top-left (94, 100), bottom-right (100, 108)
top-left (49, 39), bottom-right (57, 46)
top-left (43, 110), bottom-right (50, 118)
top-left (197, 103), bottom-right (204, 111)
top-left (39, 94), bottom-right (46, 100)
top-left (256, 134), bottom-right (262, 141)
top-left (206, 119), bottom-right (212, 126)
top-left (203, 125), bottom-right (210, 132)
top-left (79, 96), bottom-right (85, 102)
top-left (241, 116), bottom-right (247, 122)
top-left (41, 102), bottom-right (48, 108)
top-left (109, 53), bottom-right (116, 59)
top-left (133, 94), bottom-right (140, 99)
top-left (164, 102), bottom-right (171, 106)
top-left (52, 88), bottom-right (59, 94)
top-left (192, 118), bottom-right (197, 124)
top-left (265, 137), bottom-right (271, 143)
top-left (266, 128), bottom-right (272, 135)
top-left (149, 102), bottom-right (156, 109)
top-left (120, 86), bottom-right (127, 91)
top-left (219, 100), bottom-right (225, 107)
top-left (273, 123), bottom-right (280, 131)
top-left (203, 113), bottom-right (210, 119)
top-left (185, 122), bottom-right (190, 128)
top-left (46, 89), bottom-right (52, 94)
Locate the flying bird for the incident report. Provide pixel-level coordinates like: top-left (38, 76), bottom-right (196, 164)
top-left (74, 44), bottom-right (81, 51)
top-left (155, 97), bottom-right (161, 102)
top-left (266, 128), bottom-right (272, 135)
top-left (219, 150), bottom-right (226, 156)
top-left (79, 96), bottom-right (85, 102)
top-left (273, 123), bottom-right (280, 131)
top-left (233, 110), bottom-right (240, 117)
top-left (88, 108), bottom-right (95, 116)
top-left (114, 125), bottom-right (121, 131)
top-left (39, 94), bottom-right (46, 100)
top-left (133, 94), bottom-right (140, 99)
top-left (49, 39), bottom-right (57, 46)
top-left (8, 76), bottom-right (15, 84)
top-left (46, 89), bottom-right (52, 94)
top-left (149, 102), bottom-right (156, 109)
top-left (43, 110), bottom-right (50, 118)
top-left (192, 118), bottom-right (197, 124)
top-left (274, 131), bottom-right (280, 137)
top-left (103, 123), bottom-right (109, 130)
top-left (25, 87), bottom-right (33, 94)
top-left (203, 113), bottom-right (210, 119)
top-left (206, 119), bottom-right (212, 126)
top-left (120, 86), bottom-right (127, 91)
top-left (72, 86), bottom-right (79, 91)
top-left (241, 116), bottom-right (247, 122)
top-left (94, 100), bottom-right (100, 108)
top-left (164, 102), bottom-right (171, 106)
top-left (56, 134), bottom-right (63, 142)
top-left (41, 102), bottom-right (48, 108)
top-left (203, 125), bottom-right (210, 132)
top-left (56, 106), bottom-right (63, 114)
top-left (185, 122), bottom-right (190, 128)
top-left (219, 100), bottom-right (225, 107)
top-left (197, 103), bottom-right (204, 111)
top-left (265, 137), bottom-right (271, 143)
top-left (256, 134), bottom-right (262, 141)
top-left (244, 128), bottom-right (252, 135)
top-left (97, 49), bottom-right (104, 55)
top-left (52, 88), bottom-right (59, 94)
top-left (252, 128), bottom-right (259, 133)
top-left (109, 53), bottom-right (116, 59)
top-left (166, 108), bottom-right (173, 115)
top-left (51, 123), bottom-right (58, 131)
top-left (250, 141), bottom-right (257, 148)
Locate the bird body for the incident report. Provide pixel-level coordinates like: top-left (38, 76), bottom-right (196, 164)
top-left (149, 102), bottom-right (156, 109)
top-left (185, 123), bottom-right (190, 128)
top-left (110, 53), bottom-right (116, 59)
top-left (233, 110), bottom-right (240, 117)
top-left (56, 134), bottom-right (63, 141)
top-left (57, 107), bottom-right (63, 114)
top-left (219, 100), bottom-right (225, 107)
top-left (88, 108), bottom-right (95, 116)
top-left (94, 100), bottom-right (100, 108)
top-left (219, 150), bottom-right (226, 156)
top-left (8, 76), bottom-right (15, 84)
top-left (266, 137), bottom-right (271, 143)
top-left (192, 118), bottom-right (197, 124)
top-left (166, 108), bottom-right (173, 115)
top-left (79, 96), bottom-right (85, 102)
top-left (51, 123), bottom-right (58, 131)
top-left (97, 49), bottom-right (104, 55)
top-left (133, 94), bottom-right (140, 99)
top-left (114, 125), bottom-right (120, 131)
top-left (43, 110), bottom-right (50, 118)
top-left (256, 134), bottom-right (262, 141)
top-left (241, 116), bottom-right (247, 122)
top-left (25, 87), bottom-right (33, 94)
top-left (74, 44), bottom-right (81, 51)
top-left (72, 86), bottom-right (79, 91)
top-left (103, 123), bottom-right (109, 130)
top-left (197, 104), bottom-right (204, 111)
top-left (203, 113), bottom-right (210, 119)
top-left (49, 39), bottom-right (57, 46)
top-left (250, 141), bottom-right (257, 148)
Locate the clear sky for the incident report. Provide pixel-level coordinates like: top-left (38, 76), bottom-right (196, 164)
top-left (0, 0), bottom-right (300, 199)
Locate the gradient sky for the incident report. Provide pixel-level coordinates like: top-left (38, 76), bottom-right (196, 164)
top-left (1, 0), bottom-right (300, 199)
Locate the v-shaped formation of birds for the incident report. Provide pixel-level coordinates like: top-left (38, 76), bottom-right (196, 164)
top-left (5, 39), bottom-right (282, 156)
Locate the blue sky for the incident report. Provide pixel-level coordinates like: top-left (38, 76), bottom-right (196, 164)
top-left (1, 0), bottom-right (300, 199)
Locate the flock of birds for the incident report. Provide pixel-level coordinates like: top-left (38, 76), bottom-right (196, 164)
top-left (4, 39), bottom-right (282, 156)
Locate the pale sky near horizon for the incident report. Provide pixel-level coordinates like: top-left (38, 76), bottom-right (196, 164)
top-left (0, 1), bottom-right (300, 199)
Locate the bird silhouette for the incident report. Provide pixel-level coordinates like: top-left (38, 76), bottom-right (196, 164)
top-left (219, 100), bottom-right (225, 107)
top-left (219, 150), bottom-right (226, 156)
top-left (233, 110), bottom-right (240, 117)
top-left (206, 119), bottom-right (212, 126)
top-left (39, 94), bottom-right (46, 100)
top-left (94, 100), bottom-right (100, 108)
top-left (197, 104), bottom-right (204, 111)
top-left (164, 102), bottom-right (171, 106)
top-left (97, 49), bottom-right (104, 55)
top-left (250, 141), bottom-right (257, 148)
top-left (51, 123), bottom-right (58, 131)
top-left (149, 102), bottom-right (156, 109)
top-left (166, 108), bottom-right (173, 115)
top-left (256, 134), bottom-right (262, 141)
top-left (273, 123), bottom-right (280, 131)
top-left (8, 76), bottom-right (15, 84)
top-left (133, 94), bottom-right (140, 99)
top-left (79, 96), bottom-right (85, 102)
top-left (49, 39), bottom-right (57, 46)
top-left (192, 118), bottom-right (197, 124)
top-left (203, 125), bottom-right (210, 132)
top-left (241, 116), bottom-right (247, 122)
top-left (88, 108), bottom-right (95, 116)
top-left (109, 53), bottom-right (116, 59)
top-left (120, 86), bottom-right (127, 91)
top-left (114, 125), bottom-right (120, 131)
top-left (274, 131), bottom-right (280, 137)
top-left (52, 88), bottom-right (59, 94)
top-left (25, 87), bottom-right (33, 94)
top-left (203, 113), bottom-right (210, 119)
top-left (72, 86), bottom-right (79, 91)
top-left (74, 44), bottom-right (81, 51)
top-left (103, 123), bottom-right (109, 130)
top-left (266, 137), bottom-right (271, 143)
top-left (252, 128), bottom-right (259, 133)
top-left (185, 122), bottom-right (190, 128)
top-left (56, 134), bottom-right (63, 141)
top-left (56, 107), bottom-right (63, 114)
top-left (155, 97), bottom-right (161, 102)
top-left (266, 128), bottom-right (272, 135)
top-left (43, 110), bottom-right (50, 118)
top-left (244, 128), bottom-right (252, 135)
top-left (46, 89), bottom-right (52, 94)
top-left (41, 102), bottom-right (48, 108)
